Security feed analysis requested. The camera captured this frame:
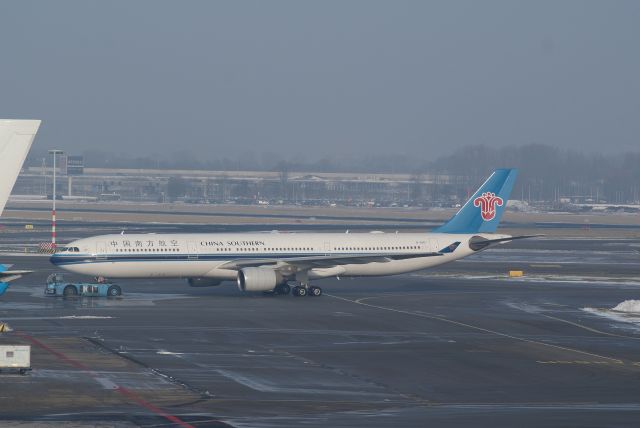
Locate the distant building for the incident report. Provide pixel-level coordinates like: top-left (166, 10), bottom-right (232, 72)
top-left (62, 155), bottom-right (84, 175)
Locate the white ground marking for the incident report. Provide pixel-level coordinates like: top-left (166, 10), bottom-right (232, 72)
top-left (326, 294), bottom-right (627, 364)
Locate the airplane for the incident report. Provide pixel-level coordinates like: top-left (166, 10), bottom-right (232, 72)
top-left (0, 119), bottom-right (42, 295)
top-left (50, 168), bottom-right (535, 297)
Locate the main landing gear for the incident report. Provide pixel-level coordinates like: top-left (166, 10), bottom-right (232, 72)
top-left (292, 270), bottom-right (322, 297)
top-left (274, 283), bottom-right (291, 295)
top-left (292, 285), bottom-right (322, 297)
top-left (269, 283), bottom-right (323, 297)
top-left (268, 271), bottom-right (323, 298)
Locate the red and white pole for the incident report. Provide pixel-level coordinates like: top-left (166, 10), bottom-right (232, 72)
top-left (52, 209), bottom-right (56, 248)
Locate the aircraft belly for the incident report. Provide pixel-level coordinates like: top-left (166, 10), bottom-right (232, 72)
top-left (62, 260), bottom-right (216, 279)
top-left (341, 256), bottom-right (447, 277)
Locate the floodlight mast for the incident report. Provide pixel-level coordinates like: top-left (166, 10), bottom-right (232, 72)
top-left (48, 149), bottom-right (64, 248)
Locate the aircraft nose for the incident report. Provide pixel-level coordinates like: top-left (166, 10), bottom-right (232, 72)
top-left (49, 254), bottom-right (62, 266)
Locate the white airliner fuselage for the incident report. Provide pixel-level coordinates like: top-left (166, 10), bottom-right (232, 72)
top-left (51, 231), bottom-right (510, 293)
top-left (51, 169), bottom-right (524, 297)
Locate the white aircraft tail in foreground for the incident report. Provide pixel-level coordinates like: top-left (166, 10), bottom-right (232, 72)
top-left (0, 119), bottom-right (41, 295)
top-left (51, 168), bottom-right (536, 297)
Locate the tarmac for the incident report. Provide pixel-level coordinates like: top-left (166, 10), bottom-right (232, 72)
top-left (0, 210), bottom-right (639, 427)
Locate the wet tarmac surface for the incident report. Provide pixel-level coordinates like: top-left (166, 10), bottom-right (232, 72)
top-left (1, 222), bottom-right (639, 427)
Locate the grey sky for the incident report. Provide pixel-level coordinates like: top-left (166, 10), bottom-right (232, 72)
top-left (1, 1), bottom-right (639, 161)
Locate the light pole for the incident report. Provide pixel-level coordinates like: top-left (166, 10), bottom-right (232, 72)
top-left (49, 149), bottom-right (64, 248)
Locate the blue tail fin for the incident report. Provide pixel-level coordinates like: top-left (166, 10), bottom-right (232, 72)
top-left (0, 264), bottom-right (8, 296)
top-left (434, 169), bottom-right (517, 234)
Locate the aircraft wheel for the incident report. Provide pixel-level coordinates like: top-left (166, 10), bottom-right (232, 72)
top-left (292, 286), bottom-right (307, 297)
top-left (107, 285), bottom-right (122, 297)
top-left (309, 286), bottom-right (322, 297)
top-left (278, 283), bottom-right (291, 295)
top-left (63, 285), bottom-right (78, 296)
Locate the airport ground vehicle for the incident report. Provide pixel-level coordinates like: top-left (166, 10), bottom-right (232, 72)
top-left (45, 273), bottom-right (122, 297)
top-left (0, 345), bottom-right (31, 375)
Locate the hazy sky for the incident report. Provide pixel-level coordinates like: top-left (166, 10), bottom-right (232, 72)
top-left (1, 1), bottom-right (639, 161)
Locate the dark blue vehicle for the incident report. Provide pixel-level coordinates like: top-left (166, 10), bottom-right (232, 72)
top-left (45, 273), bottom-right (122, 297)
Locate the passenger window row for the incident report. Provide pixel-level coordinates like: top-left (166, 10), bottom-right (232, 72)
top-left (334, 246), bottom-right (419, 251)
top-left (214, 247), bottom-right (314, 252)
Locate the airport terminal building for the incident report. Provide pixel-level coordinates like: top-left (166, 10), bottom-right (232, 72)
top-left (12, 165), bottom-right (463, 207)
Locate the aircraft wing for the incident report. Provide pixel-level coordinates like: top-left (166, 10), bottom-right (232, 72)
top-left (0, 265), bottom-right (33, 296)
top-left (217, 252), bottom-right (443, 271)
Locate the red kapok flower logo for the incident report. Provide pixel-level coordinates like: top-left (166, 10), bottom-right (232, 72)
top-left (473, 192), bottom-right (503, 221)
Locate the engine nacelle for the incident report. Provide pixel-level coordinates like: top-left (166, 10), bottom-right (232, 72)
top-left (469, 235), bottom-right (491, 252)
top-left (237, 267), bottom-right (279, 292)
top-left (187, 278), bottom-right (222, 287)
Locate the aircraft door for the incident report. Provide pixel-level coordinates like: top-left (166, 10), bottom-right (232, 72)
top-left (324, 241), bottom-right (331, 255)
top-left (96, 242), bottom-right (107, 259)
top-left (187, 241), bottom-right (198, 260)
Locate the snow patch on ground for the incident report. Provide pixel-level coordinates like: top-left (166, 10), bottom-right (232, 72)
top-left (412, 272), bottom-right (640, 287)
top-left (59, 315), bottom-right (113, 319)
top-left (583, 300), bottom-right (640, 331)
top-left (157, 350), bottom-right (184, 356)
top-left (612, 300), bottom-right (640, 313)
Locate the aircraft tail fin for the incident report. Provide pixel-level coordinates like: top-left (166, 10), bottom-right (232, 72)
top-left (0, 120), bottom-right (41, 216)
top-left (0, 264), bottom-right (9, 296)
top-left (433, 168), bottom-right (517, 234)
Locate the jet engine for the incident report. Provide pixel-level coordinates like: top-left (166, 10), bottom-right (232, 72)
top-left (468, 236), bottom-right (491, 252)
top-left (187, 278), bottom-right (222, 287)
top-left (237, 267), bottom-right (281, 292)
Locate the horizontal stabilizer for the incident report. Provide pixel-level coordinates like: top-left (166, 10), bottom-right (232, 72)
top-left (469, 235), bottom-right (543, 251)
top-left (0, 263), bottom-right (33, 294)
top-left (0, 270), bottom-right (33, 283)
